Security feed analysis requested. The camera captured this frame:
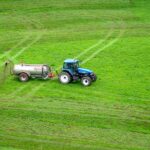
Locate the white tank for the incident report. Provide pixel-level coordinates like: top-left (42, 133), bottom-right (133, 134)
top-left (13, 64), bottom-right (50, 75)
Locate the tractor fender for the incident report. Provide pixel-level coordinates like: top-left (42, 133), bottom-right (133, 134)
top-left (79, 73), bottom-right (90, 78)
top-left (62, 70), bottom-right (73, 78)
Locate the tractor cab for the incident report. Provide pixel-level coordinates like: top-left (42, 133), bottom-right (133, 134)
top-left (59, 59), bottom-right (97, 86)
top-left (62, 59), bottom-right (79, 74)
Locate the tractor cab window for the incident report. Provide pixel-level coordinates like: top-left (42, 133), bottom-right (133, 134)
top-left (63, 62), bottom-right (79, 70)
top-left (63, 63), bottom-right (68, 69)
top-left (74, 62), bottom-right (79, 69)
top-left (63, 63), bottom-right (72, 69)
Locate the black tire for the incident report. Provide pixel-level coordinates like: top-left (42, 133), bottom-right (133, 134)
top-left (81, 76), bottom-right (92, 86)
top-left (59, 72), bottom-right (71, 84)
top-left (19, 73), bottom-right (29, 82)
top-left (92, 74), bottom-right (97, 82)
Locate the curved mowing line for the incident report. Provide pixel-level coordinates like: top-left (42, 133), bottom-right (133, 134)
top-left (1, 106), bottom-right (150, 123)
top-left (2, 130), bottom-right (149, 144)
top-left (0, 134), bottom-right (147, 150)
top-left (1, 96), bottom-right (149, 117)
top-left (9, 83), bottom-right (31, 97)
top-left (74, 28), bottom-right (114, 60)
top-left (81, 29), bottom-right (125, 64)
top-left (81, 18), bottom-right (126, 65)
top-left (0, 15), bottom-right (34, 63)
top-left (0, 134), bottom-right (105, 150)
top-left (0, 35), bottom-right (42, 67)
top-left (25, 83), bottom-right (45, 98)
top-left (0, 35), bottom-right (31, 60)
top-left (0, 131), bottom-right (148, 150)
top-left (0, 18), bottom-right (45, 68)
top-left (11, 34), bottom-right (42, 60)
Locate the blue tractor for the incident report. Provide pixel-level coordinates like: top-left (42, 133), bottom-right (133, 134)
top-left (59, 59), bottom-right (97, 86)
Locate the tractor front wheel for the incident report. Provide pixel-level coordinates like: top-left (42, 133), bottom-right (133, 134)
top-left (81, 76), bottom-right (92, 86)
top-left (92, 73), bottom-right (97, 82)
top-left (59, 72), bottom-right (71, 84)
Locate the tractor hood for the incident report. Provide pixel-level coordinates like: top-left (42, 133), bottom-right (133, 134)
top-left (77, 68), bottom-right (93, 74)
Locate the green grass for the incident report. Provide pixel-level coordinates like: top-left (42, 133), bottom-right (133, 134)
top-left (0, 0), bottom-right (150, 149)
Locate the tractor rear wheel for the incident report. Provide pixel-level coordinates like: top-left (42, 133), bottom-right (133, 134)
top-left (81, 76), bottom-right (92, 86)
top-left (19, 73), bottom-right (29, 82)
top-left (59, 72), bottom-right (71, 84)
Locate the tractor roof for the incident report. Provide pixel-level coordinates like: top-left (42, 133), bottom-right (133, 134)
top-left (64, 59), bottom-right (79, 63)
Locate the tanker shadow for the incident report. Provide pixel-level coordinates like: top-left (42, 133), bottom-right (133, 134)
top-left (12, 77), bottom-right (92, 87)
top-left (13, 76), bottom-right (51, 83)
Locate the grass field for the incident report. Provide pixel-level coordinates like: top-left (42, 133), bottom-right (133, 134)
top-left (0, 0), bottom-right (150, 149)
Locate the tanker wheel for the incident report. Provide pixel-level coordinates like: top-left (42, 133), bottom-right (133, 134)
top-left (19, 73), bottom-right (29, 82)
top-left (59, 72), bottom-right (71, 84)
top-left (81, 76), bottom-right (92, 86)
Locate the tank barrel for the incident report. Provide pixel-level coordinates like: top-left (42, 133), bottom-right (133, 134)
top-left (13, 64), bottom-right (53, 81)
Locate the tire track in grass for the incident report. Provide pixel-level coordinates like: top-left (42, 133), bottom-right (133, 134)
top-left (81, 25), bottom-right (125, 65)
top-left (10, 18), bottom-right (46, 62)
top-left (74, 28), bottom-right (114, 60)
top-left (1, 106), bottom-right (150, 123)
top-left (0, 96), bottom-right (149, 118)
top-left (0, 134), bottom-right (108, 150)
top-left (1, 124), bottom-right (150, 141)
top-left (0, 127), bottom-right (149, 150)
top-left (25, 83), bottom-right (45, 98)
top-left (0, 35), bottom-right (31, 60)
top-left (0, 14), bottom-right (34, 65)
top-left (0, 10), bottom-right (46, 66)
top-left (9, 83), bottom-right (32, 97)
top-left (0, 20), bottom-right (43, 67)
top-left (0, 34), bottom-right (42, 67)
top-left (0, 133), bottom-right (148, 150)
top-left (11, 34), bottom-right (42, 61)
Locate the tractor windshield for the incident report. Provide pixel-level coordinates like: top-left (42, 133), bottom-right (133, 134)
top-left (63, 62), bottom-right (79, 70)
top-left (73, 62), bottom-right (79, 69)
